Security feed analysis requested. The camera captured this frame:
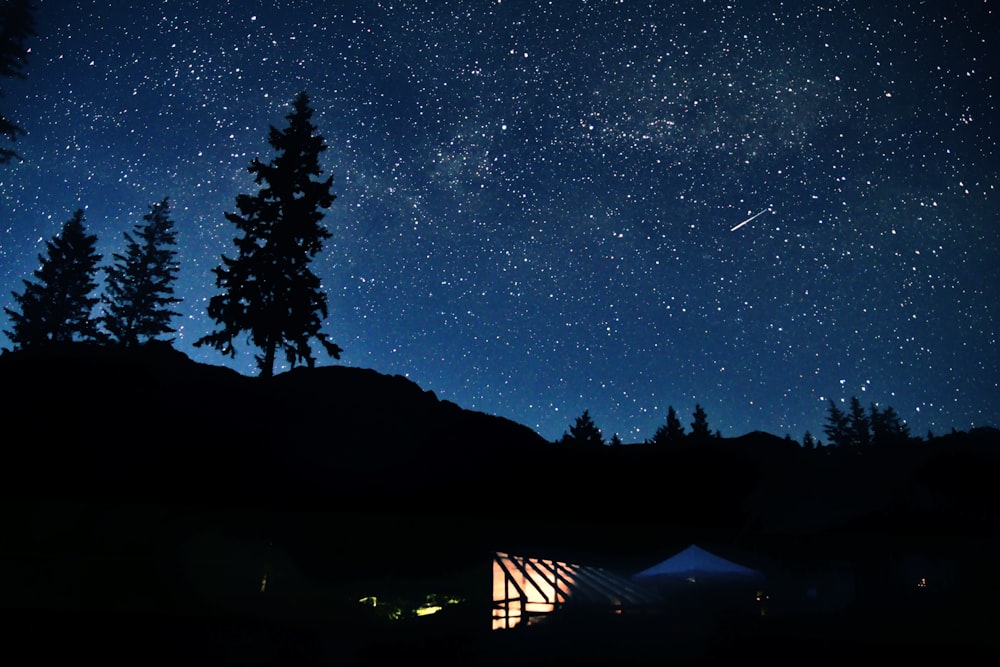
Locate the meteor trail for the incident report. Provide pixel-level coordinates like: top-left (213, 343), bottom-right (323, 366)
top-left (730, 208), bottom-right (770, 231)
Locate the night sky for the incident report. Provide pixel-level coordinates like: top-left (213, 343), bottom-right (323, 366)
top-left (1, 1), bottom-right (997, 443)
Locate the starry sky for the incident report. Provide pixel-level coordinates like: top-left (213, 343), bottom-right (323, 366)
top-left (1, 0), bottom-right (997, 443)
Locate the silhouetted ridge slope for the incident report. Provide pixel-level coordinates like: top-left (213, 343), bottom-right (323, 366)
top-left (2, 343), bottom-right (997, 535)
top-left (0, 343), bottom-right (547, 513)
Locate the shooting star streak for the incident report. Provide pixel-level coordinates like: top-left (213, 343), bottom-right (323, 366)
top-left (730, 208), bottom-right (770, 232)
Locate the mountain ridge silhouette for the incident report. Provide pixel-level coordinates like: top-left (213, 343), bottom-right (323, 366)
top-left (1, 341), bottom-right (997, 540)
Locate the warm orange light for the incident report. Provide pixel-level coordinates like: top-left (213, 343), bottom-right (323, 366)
top-left (492, 553), bottom-right (576, 630)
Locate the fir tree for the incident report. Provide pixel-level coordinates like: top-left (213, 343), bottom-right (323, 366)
top-left (689, 403), bottom-right (710, 442)
top-left (802, 430), bottom-right (815, 449)
top-left (847, 396), bottom-right (871, 447)
top-left (560, 409), bottom-right (604, 446)
top-left (651, 405), bottom-right (685, 446)
top-left (823, 399), bottom-right (850, 448)
top-left (870, 403), bottom-right (911, 447)
top-left (4, 209), bottom-right (102, 346)
top-left (101, 198), bottom-right (182, 347)
top-left (0, 0), bottom-right (36, 165)
top-left (196, 91), bottom-right (342, 376)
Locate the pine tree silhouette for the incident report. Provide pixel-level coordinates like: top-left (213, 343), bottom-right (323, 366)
top-left (560, 409), bottom-right (604, 446)
top-left (651, 405), bottom-right (685, 446)
top-left (823, 399), bottom-right (850, 448)
top-left (0, 0), bottom-right (36, 164)
top-left (196, 91), bottom-right (342, 376)
top-left (4, 209), bottom-right (102, 346)
top-left (101, 197), bottom-right (182, 347)
top-left (847, 396), bottom-right (870, 447)
top-left (870, 403), bottom-right (911, 447)
top-left (689, 403), bottom-right (710, 442)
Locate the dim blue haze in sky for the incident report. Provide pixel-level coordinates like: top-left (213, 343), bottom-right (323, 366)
top-left (1, 0), bottom-right (996, 442)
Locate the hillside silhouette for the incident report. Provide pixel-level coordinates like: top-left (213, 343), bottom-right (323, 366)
top-left (0, 342), bottom-right (546, 510)
top-left (3, 342), bottom-right (998, 534)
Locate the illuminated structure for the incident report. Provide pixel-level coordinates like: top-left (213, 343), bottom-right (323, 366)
top-left (492, 552), bottom-right (661, 630)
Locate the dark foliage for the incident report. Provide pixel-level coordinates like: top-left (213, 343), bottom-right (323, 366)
top-left (101, 197), bottom-right (182, 347)
top-left (3, 209), bottom-right (102, 346)
top-left (823, 399), bottom-right (851, 447)
top-left (650, 405), bottom-right (685, 446)
top-left (689, 403), bottom-right (711, 442)
top-left (802, 430), bottom-right (816, 449)
top-left (871, 403), bottom-right (911, 447)
top-left (196, 91), bottom-right (342, 376)
top-left (0, 0), bottom-right (35, 164)
top-left (825, 397), bottom-right (913, 450)
top-left (847, 396), bottom-right (871, 448)
top-left (559, 409), bottom-right (604, 446)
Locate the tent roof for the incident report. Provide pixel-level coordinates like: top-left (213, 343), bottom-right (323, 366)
top-left (632, 545), bottom-right (761, 580)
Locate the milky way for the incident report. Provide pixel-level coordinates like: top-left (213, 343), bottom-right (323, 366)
top-left (1, 0), bottom-right (997, 442)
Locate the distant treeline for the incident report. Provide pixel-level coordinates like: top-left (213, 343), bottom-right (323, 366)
top-left (559, 395), bottom-right (928, 451)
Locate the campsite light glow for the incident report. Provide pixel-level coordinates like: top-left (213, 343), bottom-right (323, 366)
top-left (492, 553), bottom-right (574, 630)
top-left (492, 552), bottom-right (661, 630)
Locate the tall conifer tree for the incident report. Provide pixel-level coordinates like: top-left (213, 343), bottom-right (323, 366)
top-left (196, 92), bottom-right (342, 376)
top-left (870, 403), bottom-right (911, 447)
top-left (847, 396), bottom-right (871, 448)
top-left (689, 403), bottom-right (711, 442)
top-left (4, 209), bottom-right (102, 346)
top-left (651, 405), bottom-right (685, 446)
top-left (560, 409), bottom-right (605, 446)
top-left (101, 197), bottom-right (181, 346)
top-left (823, 399), bottom-right (850, 448)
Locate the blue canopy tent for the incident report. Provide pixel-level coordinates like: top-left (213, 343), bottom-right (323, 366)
top-left (632, 545), bottom-right (767, 618)
top-left (633, 545), bottom-right (762, 583)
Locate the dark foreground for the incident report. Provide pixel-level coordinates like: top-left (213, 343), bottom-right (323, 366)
top-left (1, 347), bottom-right (996, 664)
top-left (3, 590), bottom-right (993, 666)
top-left (2, 501), bottom-right (997, 666)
